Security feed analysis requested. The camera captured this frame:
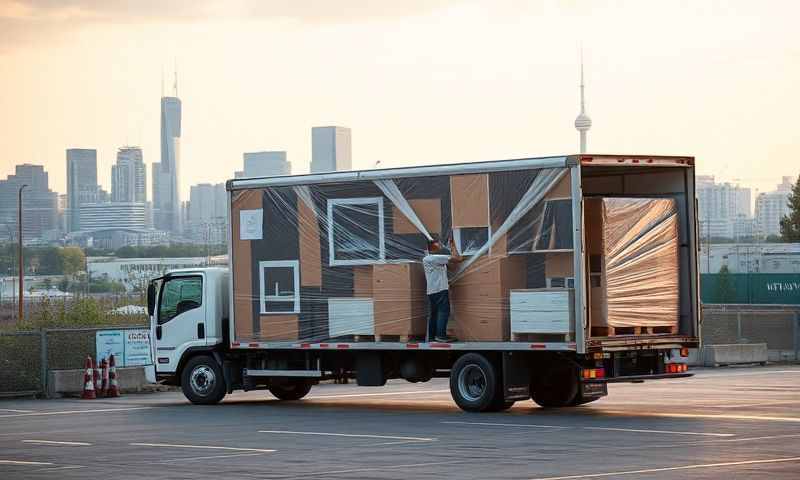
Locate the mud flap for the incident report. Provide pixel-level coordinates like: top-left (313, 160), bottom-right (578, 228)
top-left (502, 352), bottom-right (531, 401)
top-left (580, 381), bottom-right (608, 398)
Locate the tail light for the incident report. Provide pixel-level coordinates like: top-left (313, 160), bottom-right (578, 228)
top-left (666, 363), bottom-right (688, 373)
top-left (581, 368), bottom-right (606, 379)
top-left (680, 348), bottom-right (690, 357)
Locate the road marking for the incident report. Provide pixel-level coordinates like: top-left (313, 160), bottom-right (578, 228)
top-left (0, 407), bottom-right (152, 419)
top-left (0, 460), bottom-right (54, 465)
top-left (442, 421), bottom-right (731, 437)
top-left (442, 421), bottom-right (566, 429)
top-left (529, 456), bottom-right (800, 479)
top-left (130, 443), bottom-right (275, 453)
top-left (35, 465), bottom-right (85, 472)
top-left (583, 427), bottom-right (734, 437)
top-left (157, 452), bottom-right (267, 463)
top-left (22, 440), bottom-right (93, 446)
top-left (0, 408), bottom-right (33, 413)
top-left (258, 430), bottom-right (435, 442)
top-left (251, 460), bottom-right (465, 479)
top-left (307, 389), bottom-right (450, 399)
top-left (602, 410), bottom-right (800, 423)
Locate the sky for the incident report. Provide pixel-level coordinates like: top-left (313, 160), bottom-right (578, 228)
top-left (1, 0), bottom-right (798, 207)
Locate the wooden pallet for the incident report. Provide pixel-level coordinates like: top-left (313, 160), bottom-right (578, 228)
top-left (512, 333), bottom-right (571, 342)
top-left (591, 325), bottom-right (678, 337)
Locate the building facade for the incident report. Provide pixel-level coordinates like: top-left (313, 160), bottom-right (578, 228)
top-left (154, 95), bottom-right (182, 233)
top-left (78, 202), bottom-right (148, 231)
top-left (696, 175), bottom-right (753, 239)
top-left (111, 146), bottom-right (146, 203)
top-left (242, 151), bottom-right (290, 177)
top-left (755, 176), bottom-right (793, 238)
top-left (66, 148), bottom-right (98, 232)
top-left (0, 164), bottom-right (58, 241)
top-left (311, 126), bottom-right (351, 173)
top-left (186, 182), bottom-right (227, 244)
top-left (699, 243), bottom-right (800, 274)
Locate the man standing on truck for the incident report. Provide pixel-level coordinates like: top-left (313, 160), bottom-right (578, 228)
top-left (423, 238), bottom-right (462, 342)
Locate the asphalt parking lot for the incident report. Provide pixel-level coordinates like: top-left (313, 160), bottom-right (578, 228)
top-left (1, 365), bottom-right (799, 479)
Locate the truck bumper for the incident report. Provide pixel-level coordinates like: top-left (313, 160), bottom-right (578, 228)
top-left (585, 372), bottom-right (693, 385)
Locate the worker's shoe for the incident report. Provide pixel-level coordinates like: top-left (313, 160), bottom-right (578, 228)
top-left (434, 336), bottom-right (455, 343)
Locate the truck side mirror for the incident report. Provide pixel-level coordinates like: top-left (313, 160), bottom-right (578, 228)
top-left (147, 283), bottom-right (156, 316)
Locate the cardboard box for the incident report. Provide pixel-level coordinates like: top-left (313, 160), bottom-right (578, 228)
top-left (450, 256), bottom-right (526, 341)
top-left (451, 174), bottom-right (489, 228)
top-left (392, 199), bottom-right (442, 235)
top-left (259, 314), bottom-right (300, 341)
top-left (373, 263), bottom-right (427, 337)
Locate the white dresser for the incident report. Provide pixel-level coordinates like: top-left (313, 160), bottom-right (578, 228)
top-left (328, 298), bottom-right (375, 337)
top-left (510, 289), bottom-right (574, 335)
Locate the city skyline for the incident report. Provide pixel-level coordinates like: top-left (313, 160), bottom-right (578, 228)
top-left (1, 1), bottom-right (799, 199)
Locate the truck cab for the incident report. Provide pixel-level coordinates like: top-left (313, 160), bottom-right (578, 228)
top-left (147, 267), bottom-right (229, 384)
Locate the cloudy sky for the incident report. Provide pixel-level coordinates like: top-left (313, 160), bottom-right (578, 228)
top-left (1, 0), bottom-right (798, 204)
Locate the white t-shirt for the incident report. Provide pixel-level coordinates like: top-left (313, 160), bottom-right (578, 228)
top-left (423, 254), bottom-right (451, 295)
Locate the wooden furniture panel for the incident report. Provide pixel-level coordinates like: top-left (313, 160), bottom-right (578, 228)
top-left (450, 174), bottom-right (489, 228)
top-left (373, 263), bottom-right (427, 337)
top-left (392, 199), bottom-right (442, 235)
top-left (259, 314), bottom-right (299, 341)
top-left (231, 189), bottom-right (263, 341)
top-left (299, 198), bottom-right (322, 287)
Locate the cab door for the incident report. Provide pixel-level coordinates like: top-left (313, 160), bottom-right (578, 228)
top-left (154, 275), bottom-right (206, 374)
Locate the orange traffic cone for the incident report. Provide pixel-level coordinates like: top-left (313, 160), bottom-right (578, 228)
top-left (93, 359), bottom-right (103, 398)
top-left (107, 354), bottom-right (120, 398)
top-left (99, 358), bottom-right (109, 398)
top-left (81, 356), bottom-right (96, 399)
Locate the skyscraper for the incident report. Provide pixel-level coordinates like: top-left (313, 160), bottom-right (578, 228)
top-left (154, 73), bottom-right (182, 233)
top-left (0, 164), bottom-right (58, 240)
top-left (242, 151), bottom-right (290, 177)
top-left (66, 148), bottom-right (98, 231)
top-left (574, 56), bottom-right (591, 154)
top-left (755, 176), bottom-right (794, 238)
top-left (311, 126), bottom-right (351, 173)
top-left (112, 146), bottom-right (146, 203)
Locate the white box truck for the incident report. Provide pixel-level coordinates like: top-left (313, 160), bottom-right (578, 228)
top-left (147, 154), bottom-right (699, 412)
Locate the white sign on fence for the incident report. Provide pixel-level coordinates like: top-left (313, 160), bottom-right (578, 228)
top-left (95, 330), bottom-right (125, 365)
top-left (96, 329), bottom-right (153, 367)
top-left (123, 329), bottom-right (152, 366)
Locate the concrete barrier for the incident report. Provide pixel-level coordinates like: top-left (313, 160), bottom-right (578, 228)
top-left (48, 366), bottom-right (149, 398)
top-left (703, 343), bottom-right (768, 367)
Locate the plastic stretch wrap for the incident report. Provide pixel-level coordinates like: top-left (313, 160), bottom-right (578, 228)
top-left (600, 197), bottom-right (679, 328)
top-left (230, 166), bottom-right (577, 343)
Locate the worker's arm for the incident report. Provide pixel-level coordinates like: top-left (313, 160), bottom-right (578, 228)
top-left (448, 238), bottom-right (464, 263)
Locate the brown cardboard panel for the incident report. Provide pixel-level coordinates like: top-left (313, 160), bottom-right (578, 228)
top-left (545, 174), bottom-right (572, 200)
top-left (451, 174), bottom-right (489, 227)
top-left (392, 199), bottom-right (442, 235)
top-left (584, 198), bottom-right (603, 256)
top-left (545, 252), bottom-right (574, 278)
top-left (298, 198), bottom-right (322, 287)
top-left (231, 189), bottom-right (263, 341)
top-left (449, 256), bottom-right (525, 341)
top-left (373, 263), bottom-right (427, 336)
top-left (353, 266), bottom-right (374, 297)
top-left (259, 314), bottom-right (299, 341)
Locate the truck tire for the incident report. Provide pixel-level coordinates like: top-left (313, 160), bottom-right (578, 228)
top-left (450, 353), bottom-right (499, 412)
top-left (269, 380), bottom-right (312, 401)
top-left (531, 362), bottom-right (578, 408)
top-left (182, 355), bottom-right (227, 405)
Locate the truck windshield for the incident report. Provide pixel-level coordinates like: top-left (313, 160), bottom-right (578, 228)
top-left (158, 276), bottom-right (203, 325)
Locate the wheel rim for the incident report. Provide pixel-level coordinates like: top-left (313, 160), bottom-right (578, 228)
top-left (457, 364), bottom-right (487, 402)
top-left (190, 365), bottom-right (216, 397)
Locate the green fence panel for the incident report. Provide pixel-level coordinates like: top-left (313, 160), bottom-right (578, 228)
top-left (701, 274), bottom-right (800, 305)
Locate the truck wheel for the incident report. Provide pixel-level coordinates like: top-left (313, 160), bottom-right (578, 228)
top-left (182, 355), bottom-right (227, 405)
top-left (450, 353), bottom-right (499, 412)
top-left (531, 363), bottom-right (578, 408)
top-left (269, 380), bottom-right (312, 400)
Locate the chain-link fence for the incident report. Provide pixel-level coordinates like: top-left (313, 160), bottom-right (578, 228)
top-left (0, 326), bottom-right (147, 397)
top-left (702, 304), bottom-right (800, 361)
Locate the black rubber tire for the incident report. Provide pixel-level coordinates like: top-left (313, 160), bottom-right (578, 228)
top-left (531, 362), bottom-right (579, 408)
top-left (450, 353), bottom-right (499, 412)
top-left (269, 379), bottom-right (313, 400)
top-left (181, 355), bottom-right (227, 405)
top-left (487, 398), bottom-right (516, 411)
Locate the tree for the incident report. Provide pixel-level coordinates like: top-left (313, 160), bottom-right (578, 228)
top-left (717, 265), bottom-right (736, 304)
top-left (60, 247), bottom-right (85, 278)
top-left (780, 174), bottom-right (800, 242)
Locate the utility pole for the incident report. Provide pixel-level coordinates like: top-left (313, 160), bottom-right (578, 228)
top-left (18, 184), bottom-right (28, 324)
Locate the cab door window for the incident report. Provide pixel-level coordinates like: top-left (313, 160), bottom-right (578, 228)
top-left (158, 276), bottom-right (203, 325)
